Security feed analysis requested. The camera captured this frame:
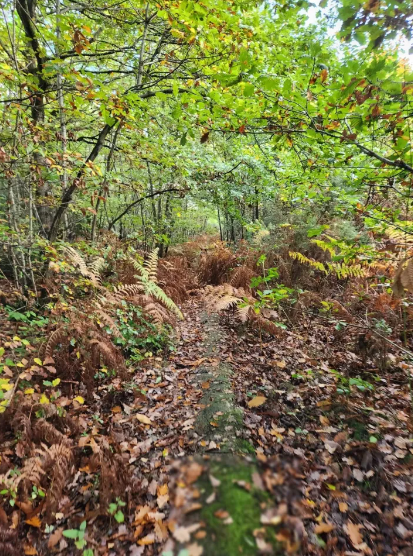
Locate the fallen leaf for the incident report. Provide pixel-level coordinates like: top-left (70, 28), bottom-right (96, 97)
top-left (157, 484), bottom-right (168, 496)
top-left (137, 534), bottom-right (155, 546)
top-left (23, 545), bottom-right (37, 555)
top-left (214, 509), bottom-right (229, 519)
top-left (173, 526), bottom-right (191, 542)
top-left (324, 440), bottom-right (340, 454)
top-left (347, 521), bottom-right (363, 546)
top-left (25, 516), bottom-right (41, 528)
top-left (339, 502), bottom-right (348, 513)
top-left (157, 494), bottom-right (169, 509)
top-left (276, 360), bottom-right (286, 368)
top-left (248, 396), bottom-right (267, 408)
top-left (209, 474), bottom-right (221, 487)
top-left (185, 462), bottom-right (203, 484)
top-left (353, 468), bottom-right (364, 482)
top-left (206, 492), bottom-right (216, 504)
top-left (314, 522), bottom-right (335, 534)
top-left (136, 414), bottom-right (152, 425)
top-left (48, 528), bottom-right (63, 549)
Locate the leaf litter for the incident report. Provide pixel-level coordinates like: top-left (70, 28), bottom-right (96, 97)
top-left (1, 293), bottom-right (413, 555)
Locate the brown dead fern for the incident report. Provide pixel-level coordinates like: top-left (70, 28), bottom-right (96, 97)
top-left (203, 284), bottom-right (282, 337)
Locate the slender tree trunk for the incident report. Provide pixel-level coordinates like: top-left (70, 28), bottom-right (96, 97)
top-left (56, 0), bottom-right (68, 240)
top-left (217, 207), bottom-right (223, 241)
top-left (91, 123), bottom-right (122, 242)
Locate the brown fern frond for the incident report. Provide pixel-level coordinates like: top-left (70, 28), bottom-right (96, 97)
top-left (41, 442), bottom-right (74, 515)
top-left (230, 265), bottom-right (256, 290)
top-left (33, 419), bottom-right (66, 446)
top-left (393, 257), bottom-right (412, 296)
top-left (237, 304), bottom-right (252, 323)
top-left (44, 327), bottom-right (67, 358)
top-left (113, 283), bottom-right (145, 301)
top-left (0, 524), bottom-right (22, 556)
top-left (251, 313), bottom-right (282, 336)
top-left (89, 339), bottom-right (122, 370)
top-left (214, 295), bottom-right (240, 312)
top-left (63, 246), bottom-right (101, 286)
top-left (95, 309), bottom-right (121, 337)
top-left (91, 446), bottom-right (129, 507)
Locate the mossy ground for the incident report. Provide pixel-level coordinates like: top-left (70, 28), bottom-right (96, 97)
top-left (194, 313), bottom-right (248, 453)
top-left (194, 456), bottom-right (281, 556)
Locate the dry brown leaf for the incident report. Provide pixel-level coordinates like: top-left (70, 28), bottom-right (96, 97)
top-left (314, 522), bottom-right (335, 534)
top-left (214, 509), bottom-right (229, 519)
top-left (173, 526), bottom-right (191, 543)
top-left (137, 533), bottom-right (155, 546)
top-left (347, 521), bottom-right (363, 546)
top-left (23, 545), bottom-right (37, 555)
top-left (201, 381), bottom-right (210, 389)
top-left (25, 516), bottom-right (41, 528)
top-left (47, 528), bottom-right (63, 549)
top-left (185, 462), bottom-right (203, 484)
top-left (136, 414), bottom-right (152, 425)
top-left (339, 502), bottom-right (348, 513)
top-left (247, 396), bottom-right (267, 408)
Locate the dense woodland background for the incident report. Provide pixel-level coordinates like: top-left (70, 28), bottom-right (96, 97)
top-left (2, 0), bottom-right (413, 555)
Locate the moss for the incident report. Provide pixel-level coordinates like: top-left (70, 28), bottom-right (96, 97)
top-left (234, 438), bottom-right (256, 454)
top-left (347, 419), bottom-right (369, 441)
top-left (196, 457), bottom-right (281, 556)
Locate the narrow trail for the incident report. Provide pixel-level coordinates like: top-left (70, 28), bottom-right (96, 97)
top-left (161, 296), bottom-right (281, 555)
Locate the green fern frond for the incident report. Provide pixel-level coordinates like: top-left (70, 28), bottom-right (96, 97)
top-left (126, 253), bottom-right (183, 320)
top-left (145, 248), bottom-right (159, 283)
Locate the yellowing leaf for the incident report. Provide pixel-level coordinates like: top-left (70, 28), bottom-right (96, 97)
top-left (24, 388), bottom-right (34, 395)
top-left (247, 396), bottom-right (266, 408)
top-left (39, 394), bottom-right (49, 405)
top-left (33, 358), bottom-right (43, 366)
top-left (73, 396), bottom-right (85, 405)
top-left (157, 484), bottom-right (168, 496)
top-left (52, 378), bottom-right (61, 387)
top-left (136, 414), bottom-right (152, 425)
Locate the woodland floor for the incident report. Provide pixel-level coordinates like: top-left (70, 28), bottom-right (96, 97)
top-left (2, 292), bottom-right (413, 555)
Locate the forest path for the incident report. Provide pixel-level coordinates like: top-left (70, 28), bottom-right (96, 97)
top-left (161, 297), bottom-right (281, 556)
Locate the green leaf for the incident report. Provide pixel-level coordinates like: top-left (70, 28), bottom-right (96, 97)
top-left (114, 510), bottom-right (124, 523)
top-left (63, 529), bottom-right (79, 539)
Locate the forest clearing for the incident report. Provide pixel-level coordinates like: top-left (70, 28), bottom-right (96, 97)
top-left (1, 0), bottom-right (413, 554)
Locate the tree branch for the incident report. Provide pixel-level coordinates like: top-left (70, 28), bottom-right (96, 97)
top-left (108, 187), bottom-right (182, 230)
